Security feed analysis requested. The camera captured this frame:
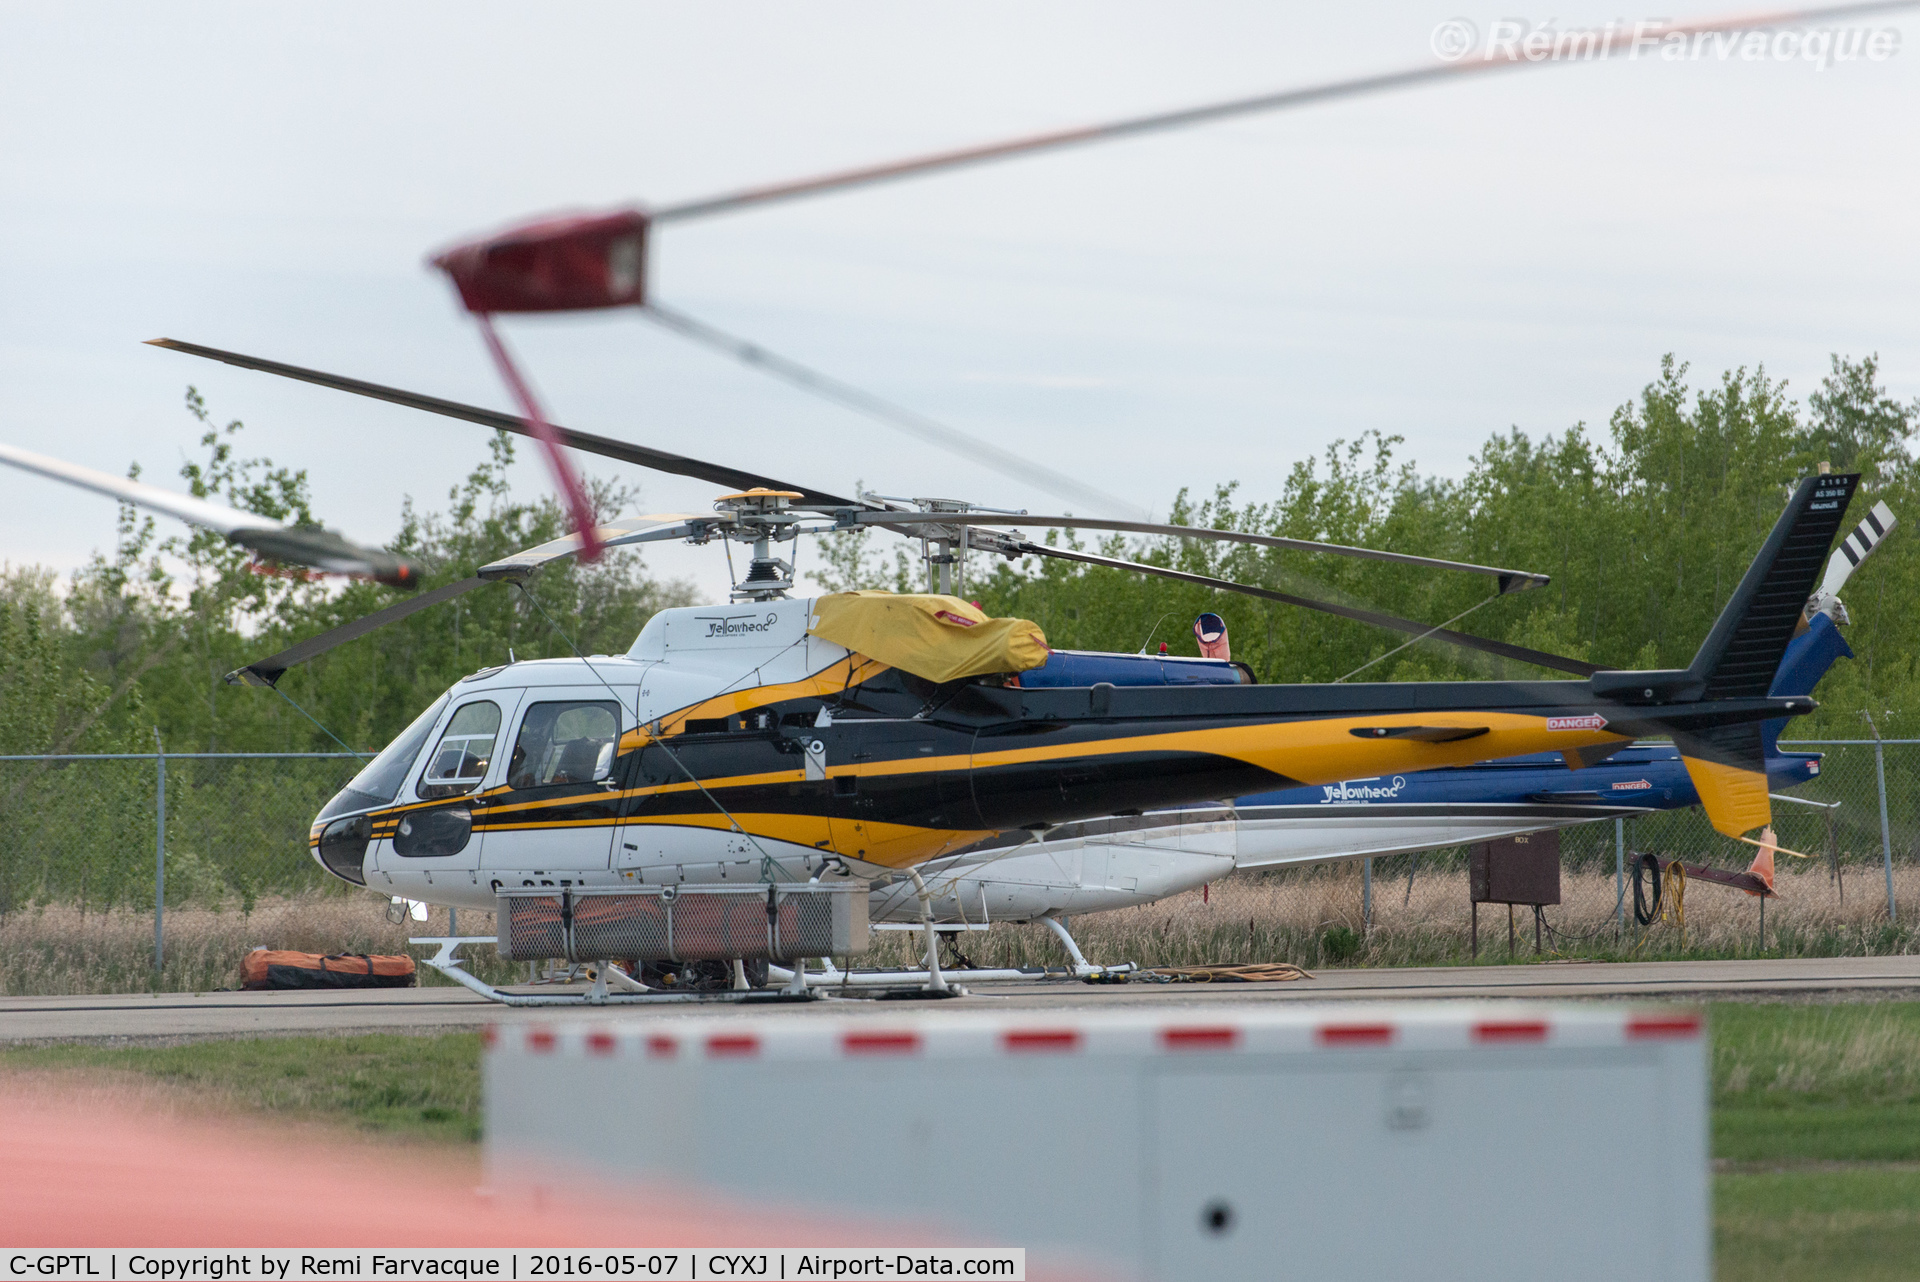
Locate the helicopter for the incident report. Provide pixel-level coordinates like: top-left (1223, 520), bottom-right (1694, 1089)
top-left (10, 368), bottom-right (1860, 997)
top-left (104, 355), bottom-right (1841, 1003)
top-left (316, 470), bottom-right (1835, 1000)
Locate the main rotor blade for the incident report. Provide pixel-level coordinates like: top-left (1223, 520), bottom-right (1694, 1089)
top-left (866, 510), bottom-right (1549, 592)
top-left (227, 576), bottom-right (492, 687)
top-left (477, 513), bottom-right (714, 579)
top-left (0, 440), bottom-right (273, 535)
top-left (0, 441), bottom-right (420, 588)
top-left (651, 2), bottom-right (1916, 223)
top-left (145, 338), bottom-right (856, 508)
top-left (642, 303), bottom-right (1146, 518)
top-left (1016, 541), bottom-right (1601, 677)
top-left (231, 515), bottom-right (723, 685)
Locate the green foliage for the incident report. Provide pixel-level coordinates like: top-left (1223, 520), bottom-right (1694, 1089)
top-left (823, 354), bottom-right (1918, 738)
top-left (0, 567), bottom-right (149, 755)
top-left (1317, 924), bottom-right (1362, 963)
top-left (15, 355), bottom-right (1920, 758)
top-left (3, 389), bottom-right (697, 758)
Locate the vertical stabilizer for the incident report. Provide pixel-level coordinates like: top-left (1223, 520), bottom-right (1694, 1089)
top-left (1678, 474), bottom-right (1857, 836)
top-left (1689, 473), bottom-right (1858, 699)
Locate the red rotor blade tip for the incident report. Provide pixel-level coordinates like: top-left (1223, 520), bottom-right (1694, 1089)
top-left (429, 208), bottom-right (649, 312)
top-left (473, 315), bottom-right (606, 561)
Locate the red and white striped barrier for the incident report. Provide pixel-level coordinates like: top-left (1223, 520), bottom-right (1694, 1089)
top-left (486, 1005), bottom-right (1701, 1062)
top-left (486, 1003), bottom-right (1708, 1282)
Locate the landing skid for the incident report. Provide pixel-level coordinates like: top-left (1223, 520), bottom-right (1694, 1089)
top-left (410, 937), bottom-right (820, 1006)
top-left (767, 958), bottom-right (1138, 989)
top-left (780, 909), bottom-right (1139, 988)
top-left (412, 927), bottom-right (1139, 1003)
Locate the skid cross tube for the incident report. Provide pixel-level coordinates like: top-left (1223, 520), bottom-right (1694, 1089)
top-left (410, 938), bottom-right (819, 1006)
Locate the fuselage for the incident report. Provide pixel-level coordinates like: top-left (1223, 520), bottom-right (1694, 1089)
top-left (308, 596), bottom-right (1809, 915)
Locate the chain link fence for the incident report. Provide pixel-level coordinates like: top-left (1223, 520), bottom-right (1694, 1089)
top-left (0, 752), bottom-right (363, 917)
top-left (4, 743), bottom-right (1920, 988)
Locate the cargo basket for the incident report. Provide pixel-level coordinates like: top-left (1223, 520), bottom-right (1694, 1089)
top-left (497, 884), bottom-right (868, 963)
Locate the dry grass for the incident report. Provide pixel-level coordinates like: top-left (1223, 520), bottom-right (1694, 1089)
top-left (863, 861), bottom-right (1920, 971)
top-left (0, 891), bottom-right (516, 995)
top-left (6, 861), bottom-right (1918, 994)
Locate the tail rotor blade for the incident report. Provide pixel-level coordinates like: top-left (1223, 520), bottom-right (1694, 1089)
top-left (1821, 499), bottom-right (1896, 597)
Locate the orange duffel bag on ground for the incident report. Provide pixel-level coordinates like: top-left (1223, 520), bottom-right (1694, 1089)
top-left (241, 949), bottom-right (416, 991)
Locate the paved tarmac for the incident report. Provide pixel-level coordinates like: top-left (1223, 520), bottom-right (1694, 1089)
top-left (4, 954), bottom-right (1919, 1042)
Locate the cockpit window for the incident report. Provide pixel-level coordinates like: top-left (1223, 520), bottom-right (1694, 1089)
top-left (418, 700), bottom-right (503, 799)
top-left (507, 700), bottom-right (620, 789)
top-left (316, 693), bottom-right (450, 821)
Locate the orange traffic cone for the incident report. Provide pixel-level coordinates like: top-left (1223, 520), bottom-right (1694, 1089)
top-left (1745, 827), bottom-right (1778, 897)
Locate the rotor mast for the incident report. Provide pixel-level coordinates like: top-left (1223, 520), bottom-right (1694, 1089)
top-left (716, 488), bottom-right (805, 602)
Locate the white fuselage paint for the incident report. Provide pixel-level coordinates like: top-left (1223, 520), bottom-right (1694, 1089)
top-left (862, 801), bottom-right (1649, 926)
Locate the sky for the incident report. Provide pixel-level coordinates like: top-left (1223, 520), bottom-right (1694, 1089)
top-left (2, 1), bottom-right (1915, 607)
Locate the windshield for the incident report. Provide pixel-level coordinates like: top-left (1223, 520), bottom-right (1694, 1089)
top-left (316, 693), bottom-right (451, 821)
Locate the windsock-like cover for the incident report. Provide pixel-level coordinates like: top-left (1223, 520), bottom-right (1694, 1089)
top-left (809, 592), bottom-right (1049, 684)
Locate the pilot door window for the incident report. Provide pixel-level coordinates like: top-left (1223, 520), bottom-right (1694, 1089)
top-left (417, 700), bottom-right (502, 800)
top-left (507, 700), bottom-right (620, 789)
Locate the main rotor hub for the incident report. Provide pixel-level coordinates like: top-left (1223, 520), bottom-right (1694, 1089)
top-left (715, 487), bottom-right (804, 516)
top-left (714, 490), bottom-right (805, 601)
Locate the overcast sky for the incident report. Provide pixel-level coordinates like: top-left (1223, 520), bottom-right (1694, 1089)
top-left (3, 1), bottom-right (1915, 606)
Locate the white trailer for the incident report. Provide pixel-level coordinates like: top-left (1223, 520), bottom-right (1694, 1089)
top-left (485, 1003), bottom-right (1708, 1281)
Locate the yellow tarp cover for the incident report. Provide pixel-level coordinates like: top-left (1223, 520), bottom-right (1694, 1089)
top-left (808, 592), bottom-right (1050, 684)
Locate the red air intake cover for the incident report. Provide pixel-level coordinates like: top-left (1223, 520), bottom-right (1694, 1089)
top-left (431, 209), bottom-right (649, 313)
